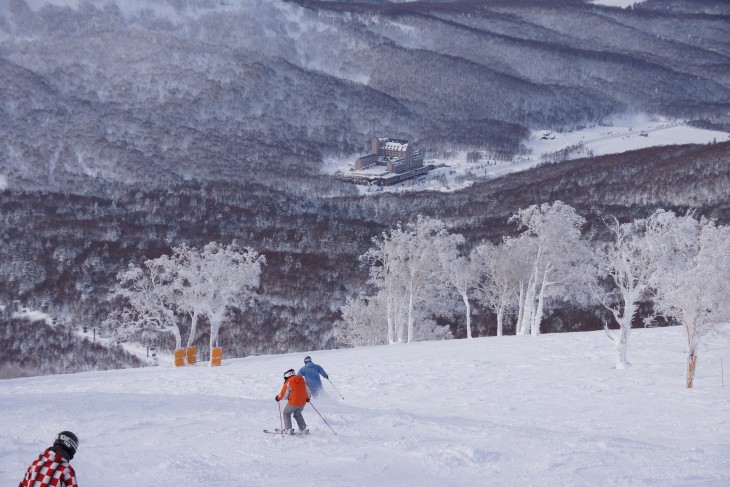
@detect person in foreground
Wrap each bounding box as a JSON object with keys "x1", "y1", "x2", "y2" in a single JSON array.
[
  {"x1": 276, "y1": 368, "x2": 312, "y2": 434},
  {"x1": 19, "y1": 431, "x2": 80, "y2": 487},
  {"x1": 298, "y1": 355, "x2": 329, "y2": 397}
]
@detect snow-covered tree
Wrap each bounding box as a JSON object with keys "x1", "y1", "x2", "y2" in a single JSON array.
[
  {"x1": 174, "y1": 242, "x2": 265, "y2": 363},
  {"x1": 652, "y1": 217, "x2": 730, "y2": 387},
  {"x1": 109, "y1": 255, "x2": 182, "y2": 349},
  {"x1": 361, "y1": 216, "x2": 454, "y2": 344},
  {"x1": 396, "y1": 216, "x2": 452, "y2": 343},
  {"x1": 434, "y1": 231, "x2": 477, "y2": 339},
  {"x1": 362, "y1": 228, "x2": 409, "y2": 344},
  {"x1": 473, "y1": 237, "x2": 533, "y2": 336},
  {"x1": 511, "y1": 202, "x2": 593, "y2": 336},
  {"x1": 333, "y1": 294, "x2": 388, "y2": 347},
  {"x1": 441, "y1": 252, "x2": 475, "y2": 338},
  {"x1": 170, "y1": 245, "x2": 212, "y2": 349},
  {"x1": 597, "y1": 211, "x2": 689, "y2": 369}
]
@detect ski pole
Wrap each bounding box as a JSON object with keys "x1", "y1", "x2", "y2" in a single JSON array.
[
  {"x1": 327, "y1": 378, "x2": 345, "y2": 400},
  {"x1": 308, "y1": 401, "x2": 337, "y2": 435},
  {"x1": 278, "y1": 400, "x2": 284, "y2": 437}
]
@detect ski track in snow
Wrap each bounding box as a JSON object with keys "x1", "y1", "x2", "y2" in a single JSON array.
[{"x1": 2, "y1": 326, "x2": 730, "y2": 486}]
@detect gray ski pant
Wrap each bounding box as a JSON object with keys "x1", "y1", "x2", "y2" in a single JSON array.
[{"x1": 283, "y1": 404, "x2": 307, "y2": 430}]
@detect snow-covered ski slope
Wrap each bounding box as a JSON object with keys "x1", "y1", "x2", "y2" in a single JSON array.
[{"x1": 2, "y1": 326, "x2": 729, "y2": 486}]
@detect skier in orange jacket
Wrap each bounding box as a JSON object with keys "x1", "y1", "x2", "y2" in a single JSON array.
[{"x1": 276, "y1": 368, "x2": 312, "y2": 434}]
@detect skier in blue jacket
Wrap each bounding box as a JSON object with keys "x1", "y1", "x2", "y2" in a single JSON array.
[{"x1": 298, "y1": 355, "x2": 328, "y2": 397}]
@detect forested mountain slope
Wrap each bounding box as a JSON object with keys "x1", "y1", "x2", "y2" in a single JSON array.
[
  {"x1": 1, "y1": 0, "x2": 729, "y2": 377},
  {"x1": 387, "y1": 141, "x2": 730, "y2": 238},
  {"x1": 1, "y1": 0, "x2": 728, "y2": 187},
  {"x1": 0, "y1": 316, "x2": 143, "y2": 379},
  {"x1": 1, "y1": 141, "x2": 728, "y2": 377}
]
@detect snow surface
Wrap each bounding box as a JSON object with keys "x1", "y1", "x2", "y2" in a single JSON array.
[
  {"x1": 2, "y1": 326, "x2": 729, "y2": 486},
  {"x1": 12, "y1": 308, "x2": 54, "y2": 326},
  {"x1": 525, "y1": 118, "x2": 727, "y2": 159}
]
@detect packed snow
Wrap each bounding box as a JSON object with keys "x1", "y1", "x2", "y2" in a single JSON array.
[
  {"x1": 3, "y1": 325, "x2": 729, "y2": 486},
  {"x1": 526, "y1": 118, "x2": 728, "y2": 159}
]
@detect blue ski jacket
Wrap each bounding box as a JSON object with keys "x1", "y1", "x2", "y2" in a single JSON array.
[{"x1": 298, "y1": 362, "x2": 328, "y2": 391}]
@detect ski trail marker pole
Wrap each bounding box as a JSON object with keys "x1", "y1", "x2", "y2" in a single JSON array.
[
  {"x1": 278, "y1": 400, "x2": 284, "y2": 437},
  {"x1": 309, "y1": 401, "x2": 337, "y2": 435},
  {"x1": 327, "y1": 378, "x2": 345, "y2": 400}
]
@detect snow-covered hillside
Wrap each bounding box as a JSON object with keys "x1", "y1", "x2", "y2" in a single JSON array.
[
  {"x1": 2, "y1": 326, "x2": 729, "y2": 486},
  {"x1": 3, "y1": 0, "x2": 730, "y2": 187}
]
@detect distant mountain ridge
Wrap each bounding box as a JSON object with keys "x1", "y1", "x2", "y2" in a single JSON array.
[{"x1": 1, "y1": 0, "x2": 728, "y2": 187}]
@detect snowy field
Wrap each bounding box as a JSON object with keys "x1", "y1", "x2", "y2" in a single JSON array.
[
  {"x1": 2, "y1": 325, "x2": 729, "y2": 486},
  {"x1": 325, "y1": 117, "x2": 730, "y2": 195}
]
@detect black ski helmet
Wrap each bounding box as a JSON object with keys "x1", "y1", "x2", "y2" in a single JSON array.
[
  {"x1": 53, "y1": 431, "x2": 79, "y2": 458},
  {"x1": 304, "y1": 356, "x2": 312, "y2": 364},
  {"x1": 283, "y1": 369, "x2": 295, "y2": 380}
]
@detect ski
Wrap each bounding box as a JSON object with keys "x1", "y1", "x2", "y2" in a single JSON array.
[
  {"x1": 264, "y1": 428, "x2": 292, "y2": 435},
  {"x1": 263, "y1": 429, "x2": 309, "y2": 435}
]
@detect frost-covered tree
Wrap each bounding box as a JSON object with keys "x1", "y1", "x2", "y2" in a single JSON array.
[
  {"x1": 362, "y1": 229, "x2": 409, "y2": 344},
  {"x1": 109, "y1": 255, "x2": 182, "y2": 349},
  {"x1": 652, "y1": 217, "x2": 730, "y2": 388},
  {"x1": 112, "y1": 242, "x2": 265, "y2": 362},
  {"x1": 361, "y1": 216, "x2": 453, "y2": 344},
  {"x1": 397, "y1": 216, "x2": 452, "y2": 343},
  {"x1": 597, "y1": 211, "x2": 688, "y2": 369},
  {"x1": 170, "y1": 245, "x2": 212, "y2": 349},
  {"x1": 473, "y1": 237, "x2": 533, "y2": 336},
  {"x1": 174, "y1": 242, "x2": 265, "y2": 363},
  {"x1": 204, "y1": 243, "x2": 264, "y2": 356},
  {"x1": 511, "y1": 202, "x2": 592, "y2": 336},
  {"x1": 434, "y1": 230, "x2": 478, "y2": 339},
  {"x1": 333, "y1": 294, "x2": 388, "y2": 348}
]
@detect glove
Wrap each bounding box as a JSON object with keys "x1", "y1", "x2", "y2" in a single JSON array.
[{"x1": 275, "y1": 396, "x2": 280, "y2": 402}]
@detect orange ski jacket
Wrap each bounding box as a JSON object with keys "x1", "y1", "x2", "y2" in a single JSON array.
[{"x1": 277, "y1": 375, "x2": 312, "y2": 407}]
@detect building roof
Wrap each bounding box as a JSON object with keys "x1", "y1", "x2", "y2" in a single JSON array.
[
  {"x1": 384, "y1": 141, "x2": 409, "y2": 151},
  {"x1": 377, "y1": 137, "x2": 411, "y2": 152}
]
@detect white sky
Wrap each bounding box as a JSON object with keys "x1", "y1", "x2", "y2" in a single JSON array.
[{"x1": 2, "y1": 325, "x2": 729, "y2": 486}]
